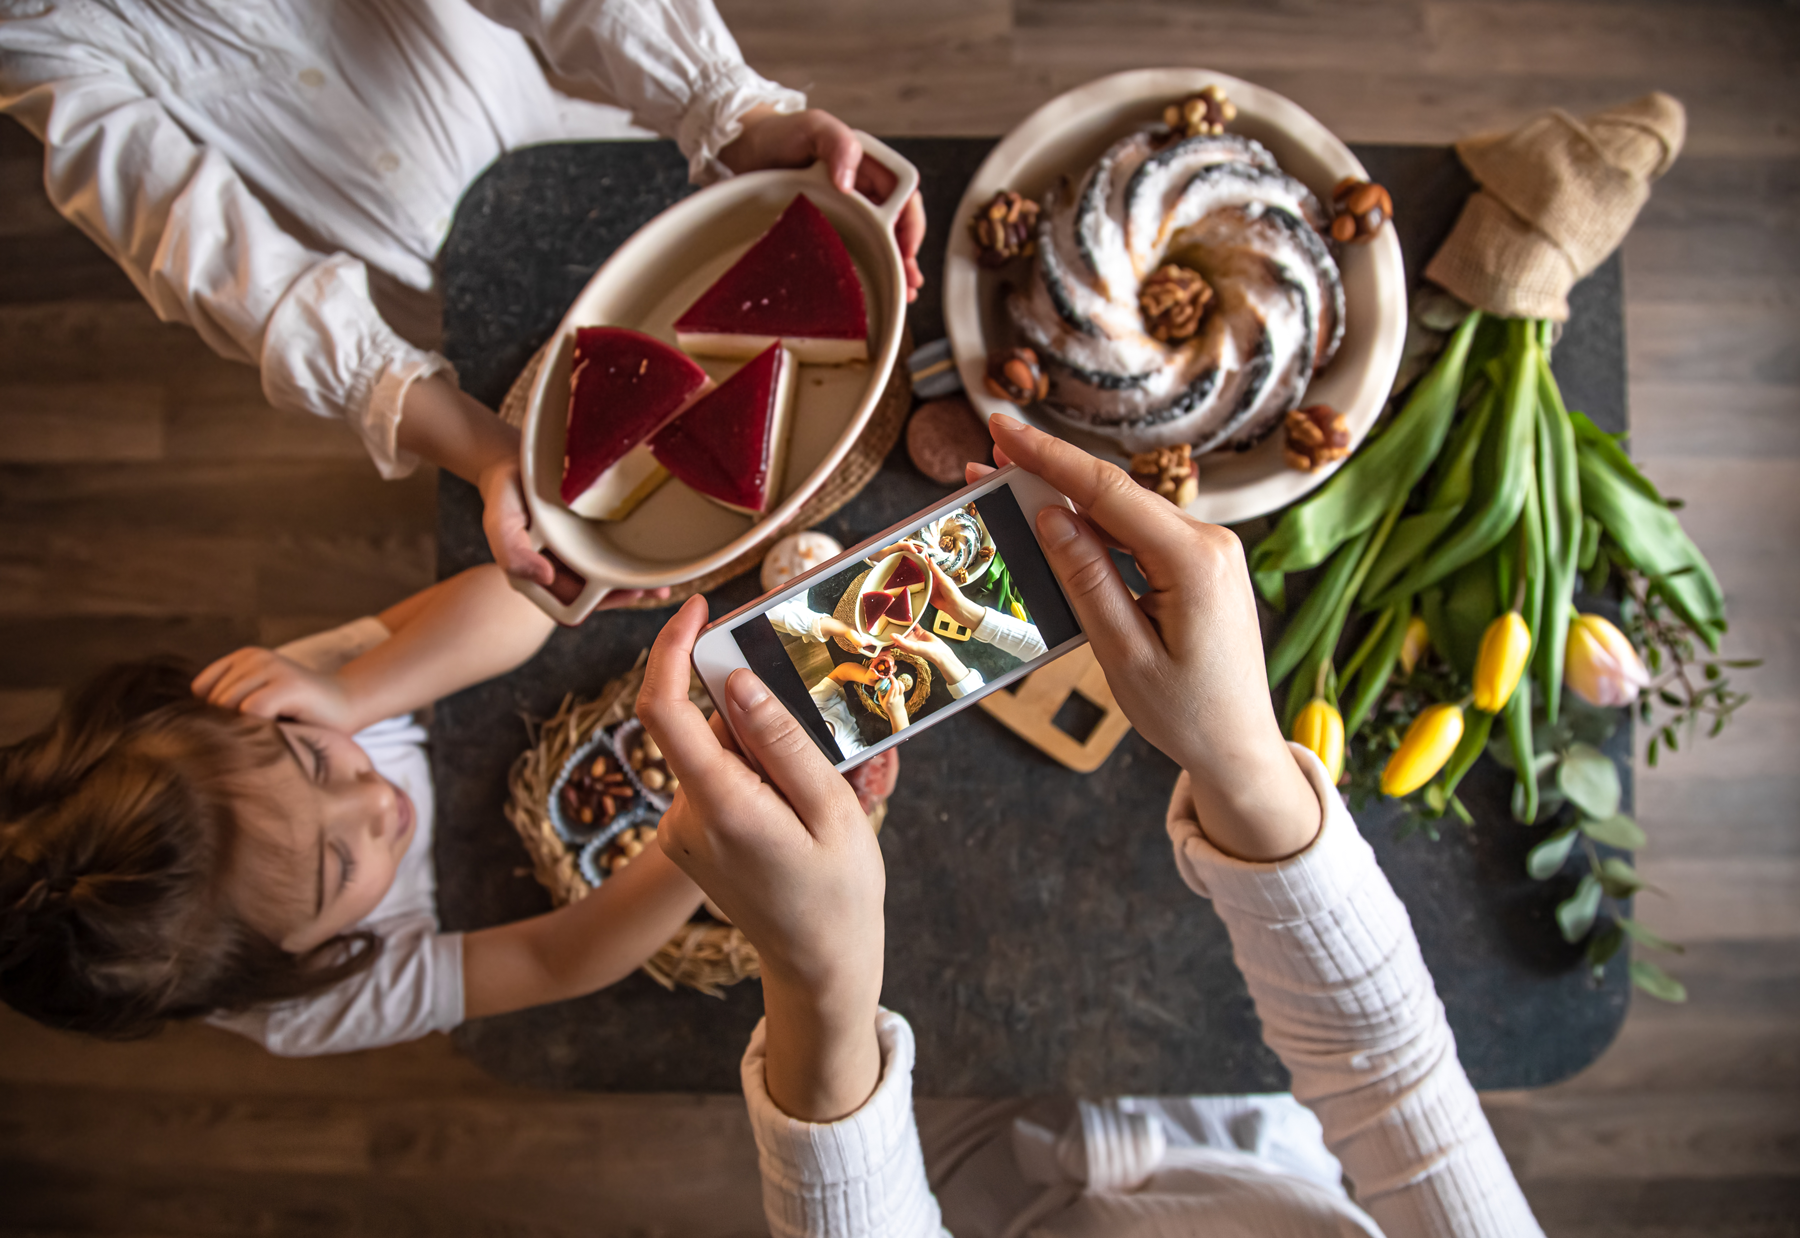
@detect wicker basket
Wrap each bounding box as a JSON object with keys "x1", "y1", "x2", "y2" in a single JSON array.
[{"x1": 504, "y1": 653, "x2": 886, "y2": 998}]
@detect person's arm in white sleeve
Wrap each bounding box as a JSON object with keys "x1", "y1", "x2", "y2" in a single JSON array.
[
  {"x1": 465, "y1": 0, "x2": 927, "y2": 298},
  {"x1": 743, "y1": 1010, "x2": 947, "y2": 1238},
  {"x1": 769, "y1": 597, "x2": 833, "y2": 644},
  {"x1": 0, "y1": 39, "x2": 570, "y2": 588},
  {"x1": 975, "y1": 414, "x2": 1543, "y2": 1238},
  {"x1": 972, "y1": 608, "x2": 1048, "y2": 661},
  {"x1": 465, "y1": 0, "x2": 804, "y2": 183},
  {"x1": 1168, "y1": 747, "x2": 1544, "y2": 1238},
  {"x1": 0, "y1": 43, "x2": 456, "y2": 479}
]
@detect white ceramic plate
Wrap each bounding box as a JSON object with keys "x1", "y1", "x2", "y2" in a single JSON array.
[
  {"x1": 944, "y1": 69, "x2": 1407, "y2": 525},
  {"x1": 855, "y1": 550, "x2": 931, "y2": 646},
  {"x1": 517, "y1": 134, "x2": 919, "y2": 623}
]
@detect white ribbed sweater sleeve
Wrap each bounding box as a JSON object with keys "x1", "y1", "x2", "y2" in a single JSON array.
[
  {"x1": 1166, "y1": 744, "x2": 1544, "y2": 1238},
  {"x1": 742, "y1": 1011, "x2": 948, "y2": 1238},
  {"x1": 741, "y1": 744, "x2": 1542, "y2": 1238}
]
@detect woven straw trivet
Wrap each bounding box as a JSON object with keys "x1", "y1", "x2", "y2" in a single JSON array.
[
  {"x1": 498, "y1": 327, "x2": 914, "y2": 607},
  {"x1": 505, "y1": 653, "x2": 887, "y2": 997}
]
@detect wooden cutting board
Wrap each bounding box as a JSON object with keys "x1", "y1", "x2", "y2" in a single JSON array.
[{"x1": 978, "y1": 643, "x2": 1132, "y2": 773}]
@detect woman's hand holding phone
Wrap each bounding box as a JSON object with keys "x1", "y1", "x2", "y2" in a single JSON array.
[
  {"x1": 980, "y1": 415, "x2": 1323, "y2": 863},
  {"x1": 638, "y1": 596, "x2": 885, "y2": 1122}
]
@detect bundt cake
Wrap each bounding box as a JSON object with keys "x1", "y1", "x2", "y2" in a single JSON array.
[{"x1": 1006, "y1": 129, "x2": 1345, "y2": 455}]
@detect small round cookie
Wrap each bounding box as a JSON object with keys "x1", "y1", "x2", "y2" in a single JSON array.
[
  {"x1": 760, "y1": 530, "x2": 844, "y2": 592},
  {"x1": 907, "y1": 396, "x2": 993, "y2": 486}
]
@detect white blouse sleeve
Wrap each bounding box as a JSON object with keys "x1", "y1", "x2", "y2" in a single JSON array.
[
  {"x1": 972, "y1": 608, "x2": 1049, "y2": 662},
  {"x1": 466, "y1": 0, "x2": 807, "y2": 184},
  {"x1": 1166, "y1": 745, "x2": 1545, "y2": 1238},
  {"x1": 769, "y1": 597, "x2": 831, "y2": 644},
  {"x1": 0, "y1": 38, "x2": 453, "y2": 479},
  {"x1": 742, "y1": 1010, "x2": 948, "y2": 1238}
]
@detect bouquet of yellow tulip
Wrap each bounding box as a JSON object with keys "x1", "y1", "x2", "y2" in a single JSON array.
[{"x1": 1252, "y1": 308, "x2": 1755, "y2": 1002}]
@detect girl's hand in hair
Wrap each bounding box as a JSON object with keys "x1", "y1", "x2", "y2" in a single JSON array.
[
  {"x1": 191, "y1": 648, "x2": 352, "y2": 731},
  {"x1": 637, "y1": 595, "x2": 885, "y2": 1123}
]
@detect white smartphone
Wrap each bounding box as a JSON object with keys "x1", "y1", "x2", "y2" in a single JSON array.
[{"x1": 693, "y1": 465, "x2": 1088, "y2": 771}]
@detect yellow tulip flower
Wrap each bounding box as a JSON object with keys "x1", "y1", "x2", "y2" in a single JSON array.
[
  {"x1": 1398, "y1": 615, "x2": 1430, "y2": 676},
  {"x1": 1472, "y1": 611, "x2": 1532, "y2": 713},
  {"x1": 1565, "y1": 612, "x2": 1651, "y2": 707},
  {"x1": 1292, "y1": 697, "x2": 1345, "y2": 782},
  {"x1": 1381, "y1": 703, "x2": 1465, "y2": 798}
]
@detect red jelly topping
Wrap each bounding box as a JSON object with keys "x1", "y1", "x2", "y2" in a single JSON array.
[
  {"x1": 860, "y1": 592, "x2": 892, "y2": 630},
  {"x1": 651, "y1": 343, "x2": 789, "y2": 514},
  {"x1": 674, "y1": 195, "x2": 868, "y2": 342},
  {"x1": 560, "y1": 327, "x2": 708, "y2": 506},
  {"x1": 886, "y1": 557, "x2": 927, "y2": 590},
  {"x1": 885, "y1": 587, "x2": 914, "y2": 625}
]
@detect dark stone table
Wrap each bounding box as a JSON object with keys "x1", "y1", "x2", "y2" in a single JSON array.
[{"x1": 432, "y1": 138, "x2": 1629, "y2": 1095}]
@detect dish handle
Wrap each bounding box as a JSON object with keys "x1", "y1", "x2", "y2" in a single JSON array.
[
  {"x1": 508, "y1": 524, "x2": 615, "y2": 625},
  {"x1": 851, "y1": 131, "x2": 921, "y2": 232}
]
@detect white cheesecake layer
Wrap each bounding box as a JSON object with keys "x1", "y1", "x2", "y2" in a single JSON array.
[
  {"x1": 676, "y1": 331, "x2": 867, "y2": 365},
  {"x1": 567, "y1": 443, "x2": 669, "y2": 521}
]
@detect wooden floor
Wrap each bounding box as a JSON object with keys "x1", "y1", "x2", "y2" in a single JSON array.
[{"x1": 2, "y1": 1, "x2": 1797, "y2": 1233}]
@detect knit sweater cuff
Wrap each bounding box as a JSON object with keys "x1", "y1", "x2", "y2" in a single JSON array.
[
  {"x1": 742, "y1": 1010, "x2": 943, "y2": 1237},
  {"x1": 1166, "y1": 743, "x2": 1381, "y2": 922}
]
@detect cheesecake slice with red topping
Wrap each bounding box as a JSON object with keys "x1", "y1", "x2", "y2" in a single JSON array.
[
  {"x1": 674, "y1": 195, "x2": 869, "y2": 364},
  {"x1": 560, "y1": 327, "x2": 710, "y2": 520},
  {"x1": 886, "y1": 556, "x2": 927, "y2": 590},
  {"x1": 650, "y1": 343, "x2": 796, "y2": 516}
]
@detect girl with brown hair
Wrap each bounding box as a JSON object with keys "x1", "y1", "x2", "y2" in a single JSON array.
[{"x1": 0, "y1": 566, "x2": 702, "y2": 1054}]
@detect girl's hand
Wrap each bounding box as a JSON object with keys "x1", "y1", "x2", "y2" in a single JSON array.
[
  {"x1": 638, "y1": 596, "x2": 884, "y2": 1121},
  {"x1": 477, "y1": 458, "x2": 669, "y2": 614},
  {"x1": 879, "y1": 677, "x2": 910, "y2": 731},
  {"x1": 477, "y1": 457, "x2": 555, "y2": 588},
  {"x1": 889, "y1": 625, "x2": 967, "y2": 683},
  {"x1": 820, "y1": 616, "x2": 881, "y2": 656},
  {"x1": 983, "y1": 415, "x2": 1322, "y2": 862},
  {"x1": 720, "y1": 106, "x2": 926, "y2": 302},
  {"x1": 191, "y1": 648, "x2": 353, "y2": 730}
]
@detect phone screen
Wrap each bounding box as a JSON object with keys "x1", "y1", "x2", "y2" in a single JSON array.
[{"x1": 731, "y1": 482, "x2": 1082, "y2": 764}]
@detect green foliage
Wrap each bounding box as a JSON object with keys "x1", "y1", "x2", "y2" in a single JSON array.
[
  {"x1": 1254, "y1": 314, "x2": 1747, "y2": 1007},
  {"x1": 1556, "y1": 743, "x2": 1621, "y2": 819}
]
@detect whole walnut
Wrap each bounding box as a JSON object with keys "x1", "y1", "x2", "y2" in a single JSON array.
[
  {"x1": 1139, "y1": 264, "x2": 1214, "y2": 342},
  {"x1": 1129, "y1": 444, "x2": 1200, "y2": 508},
  {"x1": 1283, "y1": 405, "x2": 1352, "y2": 472}
]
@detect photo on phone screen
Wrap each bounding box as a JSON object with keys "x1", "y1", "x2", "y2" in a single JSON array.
[{"x1": 728, "y1": 479, "x2": 1083, "y2": 765}]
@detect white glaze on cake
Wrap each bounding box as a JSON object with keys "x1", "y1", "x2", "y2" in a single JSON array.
[{"x1": 1007, "y1": 129, "x2": 1345, "y2": 454}]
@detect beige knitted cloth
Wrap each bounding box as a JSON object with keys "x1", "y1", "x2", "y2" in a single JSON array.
[{"x1": 1425, "y1": 92, "x2": 1685, "y2": 321}]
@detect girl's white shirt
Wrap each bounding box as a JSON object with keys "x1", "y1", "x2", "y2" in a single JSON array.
[
  {"x1": 206, "y1": 617, "x2": 465, "y2": 1056},
  {"x1": 0, "y1": 0, "x2": 804, "y2": 476}
]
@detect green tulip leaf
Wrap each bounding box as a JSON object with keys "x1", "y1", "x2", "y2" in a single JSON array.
[
  {"x1": 1629, "y1": 959, "x2": 1688, "y2": 1002},
  {"x1": 1618, "y1": 916, "x2": 1684, "y2": 954},
  {"x1": 1556, "y1": 742, "x2": 1621, "y2": 819},
  {"x1": 1580, "y1": 813, "x2": 1646, "y2": 849},
  {"x1": 1556, "y1": 873, "x2": 1603, "y2": 943},
  {"x1": 1526, "y1": 825, "x2": 1579, "y2": 880}
]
